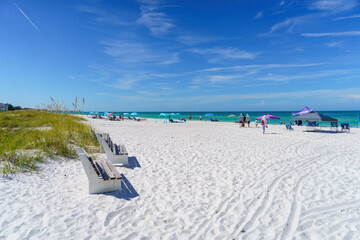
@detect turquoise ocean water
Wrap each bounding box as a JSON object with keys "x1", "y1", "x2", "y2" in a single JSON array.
[{"x1": 83, "y1": 111, "x2": 360, "y2": 127}]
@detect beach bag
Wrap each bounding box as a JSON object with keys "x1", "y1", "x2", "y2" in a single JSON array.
[{"x1": 261, "y1": 120, "x2": 264, "y2": 125}]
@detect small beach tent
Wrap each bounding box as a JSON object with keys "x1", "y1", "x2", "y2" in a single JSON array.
[
  {"x1": 256, "y1": 114, "x2": 280, "y2": 120},
  {"x1": 292, "y1": 106, "x2": 313, "y2": 115},
  {"x1": 290, "y1": 111, "x2": 338, "y2": 123},
  {"x1": 156, "y1": 113, "x2": 183, "y2": 123},
  {"x1": 156, "y1": 113, "x2": 171, "y2": 123},
  {"x1": 171, "y1": 113, "x2": 181, "y2": 118}
]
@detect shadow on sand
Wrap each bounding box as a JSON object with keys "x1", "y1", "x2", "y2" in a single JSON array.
[
  {"x1": 113, "y1": 156, "x2": 141, "y2": 169},
  {"x1": 104, "y1": 174, "x2": 139, "y2": 200},
  {"x1": 304, "y1": 129, "x2": 348, "y2": 134},
  {"x1": 127, "y1": 156, "x2": 141, "y2": 169}
]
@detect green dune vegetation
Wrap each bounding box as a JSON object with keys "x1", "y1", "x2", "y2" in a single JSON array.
[{"x1": 0, "y1": 110, "x2": 99, "y2": 175}]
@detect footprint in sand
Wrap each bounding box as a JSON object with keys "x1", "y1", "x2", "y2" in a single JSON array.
[{"x1": 104, "y1": 210, "x2": 122, "y2": 227}]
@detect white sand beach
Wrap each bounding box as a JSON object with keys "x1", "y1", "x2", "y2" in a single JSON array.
[{"x1": 1, "y1": 119, "x2": 360, "y2": 239}]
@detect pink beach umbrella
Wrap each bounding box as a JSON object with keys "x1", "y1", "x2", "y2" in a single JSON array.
[
  {"x1": 107, "y1": 112, "x2": 114, "y2": 117},
  {"x1": 256, "y1": 114, "x2": 280, "y2": 120}
]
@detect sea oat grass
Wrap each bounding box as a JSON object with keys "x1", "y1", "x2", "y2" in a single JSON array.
[{"x1": 0, "y1": 110, "x2": 99, "y2": 175}]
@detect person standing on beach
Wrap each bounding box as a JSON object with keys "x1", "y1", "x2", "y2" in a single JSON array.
[
  {"x1": 189, "y1": 114, "x2": 192, "y2": 120},
  {"x1": 200, "y1": 115, "x2": 202, "y2": 121},
  {"x1": 255, "y1": 119, "x2": 258, "y2": 127},
  {"x1": 246, "y1": 114, "x2": 250, "y2": 127},
  {"x1": 261, "y1": 116, "x2": 267, "y2": 134},
  {"x1": 239, "y1": 114, "x2": 243, "y2": 127}
]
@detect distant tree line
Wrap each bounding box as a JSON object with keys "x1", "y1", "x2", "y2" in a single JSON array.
[
  {"x1": 6, "y1": 104, "x2": 29, "y2": 111},
  {"x1": 7, "y1": 104, "x2": 22, "y2": 111}
]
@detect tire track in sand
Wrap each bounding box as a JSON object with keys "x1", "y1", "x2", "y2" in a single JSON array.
[
  {"x1": 280, "y1": 175, "x2": 307, "y2": 240},
  {"x1": 232, "y1": 149, "x2": 337, "y2": 239},
  {"x1": 192, "y1": 139, "x2": 311, "y2": 238}
]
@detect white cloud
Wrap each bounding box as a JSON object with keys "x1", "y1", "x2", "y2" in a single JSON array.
[
  {"x1": 269, "y1": 16, "x2": 310, "y2": 33},
  {"x1": 208, "y1": 75, "x2": 242, "y2": 84},
  {"x1": 114, "y1": 88, "x2": 360, "y2": 106},
  {"x1": 150, "y1": 73, "x2": 182, "y2": 78},
  {"x1": 183, "y1": 88, "x2": 360, "y2": 103},
  {"x1": 267, "y1": 0, "x2": 357, "y2": 34},
  {"x1": 101, "y1": 40, "x2": 180, "y2": 64},
  {"x1": 160, "y1": 87, "x2": 171, "y2": 90},
  {"x1": 177, "y1": 35, "x2": 217, "y2": 45},
  {"x1": 347, "y1": 94, "x2": 360, "y2": 99},
  {"x1": 310, "y1": 0, "x2": 357, "y2": 13},
  {"x1": 189, "y1": 69, "x2": 355, "y2": 90},
  {"x1": 177, "y1": 36, "x2": 213, "y2": 45},
  {"x1": 77, "y1": 5, "x2": 128, "y2": 25},
  {"x1": 270, "y1": 18, "x2": 293, "y2": 32},
  {"x1": 301, "y1": 31, "x2": 360, "y2": 37},
  {"x1": 325, "y1": 40, "x2": 345, "y2": 47},
  {"x1": 106, "y1": 76, "x2": 142, "y2": 90},
  {"x1": 176, "y1": 35, "x2": 242, "y2": 46},
  {"x1": 258, "y1": 69, "x2": 354, "y2": 82},
  {"x1": 102, "y1": 41, "x2": 148, "y2": 60},
  {"x1": 137, "y1": 90, "x2": 159, "y2": 96},
  {"x1": 254, "y1": 11, "x2": 264, "y2": 19},
  {"x1": 137, "y1": 0, "x2": 174, "y2": 35},
  {"x1": 334, "y1": 14, "x2": 360, "y2": 20},
  {"x1": 187, "y1": 47, "x2": 259, "y2": 63},
  {"x1": 189, "y1": 72, "x2": 257, "y2": 87},
  {"x1": 160, "y1": 52, "x2": 180, "y2": 65},
  {"x1": 199, "y1": 63, "x2": 325, "y2": 73}
]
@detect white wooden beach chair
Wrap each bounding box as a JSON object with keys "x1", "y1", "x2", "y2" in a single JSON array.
[
  {"x1": 99, "y1": 133, "x2": 129, "y2": 165},
  {"x1": 75, "y1": 147, "x2": 122, "y2": 194},
  {"x1": 94, "y1": 132, "x2": 104, "y2": 153}
]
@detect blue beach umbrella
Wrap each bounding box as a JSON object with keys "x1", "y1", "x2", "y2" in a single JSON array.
[
  {"x1": 123, "y1": 113, "x2": 129, "y2": 116},
  {"x1": 131, "y1": 112, "x2": 139, "y2": 116},
  {"x1": 205, "y1": 113, "x2": 214, "y2": 117},
  {"x1": 104, "y1": 112, "x2": 110, "y2": 116}
]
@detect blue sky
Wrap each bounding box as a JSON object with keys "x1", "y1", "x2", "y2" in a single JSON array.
[{"x1": 1, "y1": 0, "x2": 360, "y2": 111}]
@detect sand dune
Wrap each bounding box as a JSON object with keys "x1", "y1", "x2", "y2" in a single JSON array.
[{"x1": 1, "y1": 119, "x2": 360, "y2": 239}]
